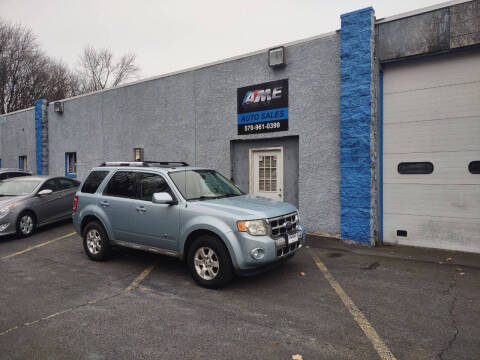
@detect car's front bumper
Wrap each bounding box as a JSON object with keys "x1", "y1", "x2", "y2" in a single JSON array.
[
  {"x1": 230, "y1": 224, "x2": 306, "y2": 276},
  {"x1": 0, "y1": 215, "x2": 16, "y2": 237}
]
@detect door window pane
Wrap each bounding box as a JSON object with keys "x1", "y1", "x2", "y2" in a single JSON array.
[
  {"x1": 258, "y1": 154, "x2": 278, "y2": 192},
  {"x1": 398, "y1": 162, "x2": 434, "y2": 174},
  {"x1": 40, "y1": 179, "x2": 59, "y2": 192},
  {"x1": 139, "y1": 173, "x2": 171, "y2": 201},
  {"x1": 104, "y1": 171, "x2": 137, "y2": 198},
  {"x1": 469, "y1": 161, "x2": 480, "y2": 174}
]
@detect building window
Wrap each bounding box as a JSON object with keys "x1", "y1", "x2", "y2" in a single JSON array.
[
  {"x1": 398, "y1": 162, "x2": 433, "y2": 175},
  {"x1": 18, "y1": 156, "x2": 27, "y2": 170},
  {"x1": 469, "y1": 161, "x2": 480, "y2": 174},
  {"x1": 134, "y1": 147, "x2": 144, "y2": 161},
  {"x1": 65, "y1": 152, "x2": 77, "y2": 178}
]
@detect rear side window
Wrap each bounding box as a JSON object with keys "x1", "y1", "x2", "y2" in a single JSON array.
[
  {"x1": 104, "y1": 171, "x2": 137, "y2": 199},
  {"x1": 58, "y1": 178, "x2": 80, "y2": 190},
  {"x1": 398, "y1": 162, "x2": 434, "y2": 174},
  {"x1": 81, "y1": 171, "x2": 109, "y2": 194}
]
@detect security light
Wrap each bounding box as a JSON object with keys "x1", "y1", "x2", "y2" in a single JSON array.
[
  {"x1": 54, "y1": 101, "x2": 63, "y2": 114},
  {"x1": 268, "y1": 46, "x2": 285, "y2": 68}
]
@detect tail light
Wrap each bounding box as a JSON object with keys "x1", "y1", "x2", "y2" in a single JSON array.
[{"x1": 73, "y1": 196, "x2": 79, "y2": 212}]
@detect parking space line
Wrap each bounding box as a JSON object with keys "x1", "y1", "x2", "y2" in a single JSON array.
[
  {"x1": 0, "y1": 232, "x2": 76, "y2": 260},
  {"x1": 124, "y1": 261, "x2": 158, "y2": 293},
  {"x1": 309, "y1": 250, "x2": 397, "y2": 360}
]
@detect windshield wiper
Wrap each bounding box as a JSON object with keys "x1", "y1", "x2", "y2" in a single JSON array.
[
  {"x1": 0, "y1": 194, "x2": 17, "y2": 197},
  {"x1": 215, "y1": 194, "x2": 241, "y2": 199},
  {"x1": 188, "y1": 196, "x2": 217, "y2": 201}
]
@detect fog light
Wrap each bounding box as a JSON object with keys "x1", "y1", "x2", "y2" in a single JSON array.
[
  {"x1": 0, "y1": 223, "x2": 10, "y2": 232},
  {"x1": 250, "y1": 248, "x2": 265, "y2": 260}
]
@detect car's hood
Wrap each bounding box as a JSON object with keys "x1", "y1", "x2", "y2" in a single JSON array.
[
  {"x1": 0, "y1": 195, "x2": 26, "y2": 207},
  {"x1": 191, "y1": 195, "x2": 297, "y2": 219}
]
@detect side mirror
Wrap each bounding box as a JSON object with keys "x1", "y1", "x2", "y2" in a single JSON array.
[
  {"x1": 152, "y1": 192, "x2": 176, "y2": 205},
  {"x1": 38, "y1": 189, "x2": 53, "y2": 196}
]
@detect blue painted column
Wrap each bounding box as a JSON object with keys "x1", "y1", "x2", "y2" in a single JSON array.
[
  {"x1": 340, "y1": 8, "x2": 375, "y2": 244},
  {"x1": 35, "y1": 99, "x2": 48, "y2": 175}
]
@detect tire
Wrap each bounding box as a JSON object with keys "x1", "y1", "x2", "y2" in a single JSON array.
[
  {"x1": 83, "y1": 221, "x2": 111, "y2": 261},
  {"x1": 187, "y1": 234, "x2": 234, "y2": 289},
  {"x1": 16, "y1": 211, "x2": 36, "y2": 237}
]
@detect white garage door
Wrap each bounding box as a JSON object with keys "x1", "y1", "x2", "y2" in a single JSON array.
[{"x1": 383, "y1": 49, "x2": 480, "y2": 253}]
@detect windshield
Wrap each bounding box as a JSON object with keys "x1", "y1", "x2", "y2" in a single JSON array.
[
  {"x1": 0, "y1": 180, "x2": 41, "y2": 196},
  {"x1": 169, "y1": 170, "x2": 244, "y2": 201}
]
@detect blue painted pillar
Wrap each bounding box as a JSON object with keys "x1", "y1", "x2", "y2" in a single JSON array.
[
  {"x1": 340, "y1": 8, "x2": 375, "y2": 244},
  {"x1": 35, "y1": 99, "x2": 48, "y2": 175}
]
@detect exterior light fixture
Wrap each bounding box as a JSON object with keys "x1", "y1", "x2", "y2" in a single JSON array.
[
  {"x1": 268, "y1": 46, "x2": 286, "y2": 68},
  {"x1": 54, "y1": 101, "x2": 64, "y2": 114}
]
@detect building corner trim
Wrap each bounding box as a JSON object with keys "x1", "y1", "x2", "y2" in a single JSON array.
[
  {"x1": 339, "y1": 7, "x2": 376, "y2": 245},
  {"x1": 34, "y1": 99, "x2": 48, "y2": 175}
]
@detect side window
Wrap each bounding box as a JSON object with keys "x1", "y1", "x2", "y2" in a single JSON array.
[
  {"x1": 398, "y1": 162, "x2": 434, "y2": 175},
  {"x1": 139, "y1": 173, "x2": 171, "y2": 201},
  {"x1": 81, "y1": 171, "x2": 109, "y2": 194},
  {"x1": 40, "y1": 179, "x2": 59, "y2": 192},
  {"x1": 104, "y1": 171, "x2": 137, "y2": 199},
  {"x1": 0, "y1": 174, "x2": 6, "y2": 180},
  {"x1": 58, "y1": 178, "x2": 80, "y2": 190}
]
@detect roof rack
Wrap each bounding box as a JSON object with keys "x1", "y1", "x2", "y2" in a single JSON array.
[{"x1": 98, "y1": 161, "x2": 189, "y2": 168}]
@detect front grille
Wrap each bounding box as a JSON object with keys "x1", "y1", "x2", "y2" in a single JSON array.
[{"x1": 269, "y1": 212, "x2": 298, "y2": 239}]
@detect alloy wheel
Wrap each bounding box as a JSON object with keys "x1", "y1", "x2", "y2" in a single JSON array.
[
  {"x1": 86, "y1": 229, "x2": 102, "y2": 255},
  {"x1": 194, "y1": 247, "x2": 220, "y2": 280},
  {"x1": 19, "y1": 215, "x2": 34, "y2": 235}
]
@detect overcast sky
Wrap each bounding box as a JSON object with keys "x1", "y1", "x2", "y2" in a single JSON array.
[{"x1": 1, "y1": 0, "x2": 443, "y2": 79}]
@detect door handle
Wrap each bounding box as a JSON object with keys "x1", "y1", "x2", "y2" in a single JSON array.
[
  {"x1": 100, "y1": 201, "x2": 109, "y2": 207},
  {"x1": 136, "y1": 206, "x2": 147, "y2": 213}
]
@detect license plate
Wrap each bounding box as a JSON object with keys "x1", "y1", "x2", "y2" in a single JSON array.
[{"x1": 287, "y1": 233, "x2": 298, "y2": 245}]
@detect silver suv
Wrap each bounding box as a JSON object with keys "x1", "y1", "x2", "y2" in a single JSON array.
[{"x1": 73, "y1": 161, "x2": 305, "y2": 288}]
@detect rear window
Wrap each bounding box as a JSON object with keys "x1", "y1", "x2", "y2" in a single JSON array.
[{"x1": 81, "y1": 171, "x2": 109, "y2": 194}]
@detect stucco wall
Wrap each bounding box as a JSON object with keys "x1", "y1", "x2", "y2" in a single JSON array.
[
  {"x1": 0, "y1": 108, "x2": 36, "y2": 172},
  {"x1": 1, "y1": 33, "x2": 341, "y2": 234}
]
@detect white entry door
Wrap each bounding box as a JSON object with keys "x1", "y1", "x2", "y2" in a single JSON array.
[{"x1": 250, "y1": 148, "x2": 283, "y2": 201}]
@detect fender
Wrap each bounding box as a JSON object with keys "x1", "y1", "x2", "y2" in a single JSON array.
[
  {"x1": 179, "y1": 215, "x2": 243, "y2": 269},
  {"x1": 78, "y1": 204, "x2": 115, "y2": 241}
]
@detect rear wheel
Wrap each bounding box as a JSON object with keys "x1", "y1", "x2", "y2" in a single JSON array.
[
  {"x1": 16, "y1": 211, "x2": 36, "y2": 237},
  {"x1": 83, "y1": 221, "x2": 111, "y2": 261},
  {"x1": 187, "y1": 235, "x2": 233, "y2": 289}
]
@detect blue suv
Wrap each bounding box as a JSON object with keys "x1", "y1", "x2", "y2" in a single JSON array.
[{"x1": 73, "y1": 161, "x2": 305, "y2": 288}]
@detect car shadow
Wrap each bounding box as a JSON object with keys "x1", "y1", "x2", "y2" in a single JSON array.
[{"x1": 0, "y1": 218, "x2": 74, "y2": 244}]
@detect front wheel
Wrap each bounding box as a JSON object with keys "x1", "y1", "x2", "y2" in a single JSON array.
[
  {"x1": 187, "y1": 235, "x2": 234, "y2": 289},
  {"x1": 16, "y1": 211, "x2": 36, "y2": 237}
]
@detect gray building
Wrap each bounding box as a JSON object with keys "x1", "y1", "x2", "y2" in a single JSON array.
[{"x1": 1, "y1": 0, "x2": 479, "y2": 253}]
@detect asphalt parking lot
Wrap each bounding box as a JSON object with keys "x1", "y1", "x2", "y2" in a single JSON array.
[{"x1": 1, "y1": 221, "x2": 479, "y2": 360}]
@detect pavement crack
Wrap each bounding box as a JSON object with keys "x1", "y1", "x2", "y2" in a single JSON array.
[{"x1": 437, "y1": 272, "x2": 460, "y2": 360}]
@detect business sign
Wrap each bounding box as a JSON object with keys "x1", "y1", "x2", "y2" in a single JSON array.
[{"x1": 237, "y1": 79, "x2": 288, "y2": 135}]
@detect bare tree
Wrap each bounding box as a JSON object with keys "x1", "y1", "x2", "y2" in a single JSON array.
[
  {"x1": 76, "y1": 46, "x2": 139, "y2": 92},
  {"x1": 0, "y1": 20, "x2": 79, "y2": 114}
]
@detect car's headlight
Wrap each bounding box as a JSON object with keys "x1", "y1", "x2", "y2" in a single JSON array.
[
  {"x1": 237, "y1": 219, "x2": 269, "y2": 236},
  {"x1": 0, "y1": 203, "x2": 14, "y2": 219}
]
